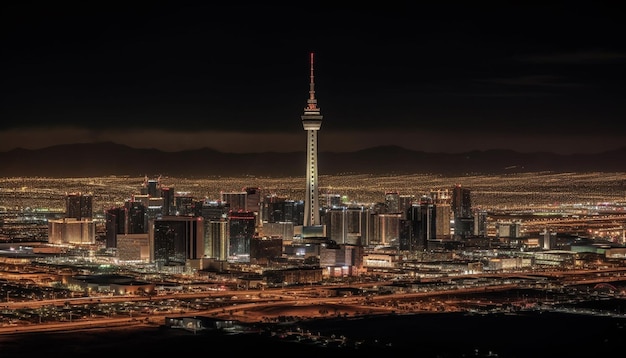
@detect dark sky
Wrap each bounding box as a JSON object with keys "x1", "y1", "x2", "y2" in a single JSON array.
[{"x1": 1, "y1": 3, "x2": 624, "y2": 154}]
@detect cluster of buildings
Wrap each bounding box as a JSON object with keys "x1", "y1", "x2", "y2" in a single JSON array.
[
  {"x1": 26, "y1": 52, "x2": 626, "y2": 287},
  {"x1": 45, "y1": 181, "x2": 478, "y2": 276},
  {"x1": 44, "y1": 177, "x2": 618, "y2": 285}
]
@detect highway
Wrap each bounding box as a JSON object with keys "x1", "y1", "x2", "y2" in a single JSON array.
[{"x1": 3, "y1": 267, "x2": 626, "y2": 335}]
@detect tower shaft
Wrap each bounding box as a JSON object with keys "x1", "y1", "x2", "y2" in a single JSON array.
[{"x1": 301, "y1": 52, "x2": 323, "y2": 227}]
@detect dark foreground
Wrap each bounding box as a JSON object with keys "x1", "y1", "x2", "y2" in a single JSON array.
[{"x1": 1, "y1": 311, "x2": 624, "y2": 358}]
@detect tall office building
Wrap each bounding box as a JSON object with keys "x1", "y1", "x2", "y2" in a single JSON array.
[
  {"x1": 325, "y1": 207, "x2": 347, "y2": 244},
  {"x1": 406, "y1": 199, "x2": 436, "y2": 251},
  {"x1": 432, "y1": 189, "x2": 452, "y2": 240},
  {"x1": 160, "y1": 186, "x2": 174, "y2": 216},
  {"x1": 244, "y1": 186, "x2": 262, "y2": 229},
  {"x1": 434, "y1": 203, "x2": 452, "y2": 240},
  {"x1": 201, "y1": 200, "x2": 229, "y2": 221},
  {"x1": 65, "y1": 192, "x2": 93, "y2": 220},
  {"x1": 105, "y1": 207, "x2": 122, "y2": 248},
  {"x1": 104, "y1": 199, "x2": 147, "y2": 249},
  {"x1": 452, "y1": 184, "x2": 472, "y2": 218},
  {"x1": 141, "y1": 176, "x2": 161, "y2": 197},
  {"x1": 174, "y1": 192, "x2": 195, "y2": 216},
  {"x1": 346, "y1": 205, "x2": 370, "y2": 246},
  {"x1": 56, "y1": 192, "x2": 95, "y2": 245},
  {"x1": 227, "y1": 210, "x2": 256, "y2": 261},
  {"x1": 124, "y1": 200, "x2": 147, "y2": 234},
  {"x1": 473, "y1": 209, "x2": 488, "y2": 237},
  {"x1": 301, "y1": 52, "x2": 323, "y2": 228},
  {"x1": 398, "y1": 194, "x2": 415, "y2": 219},
  {"x1": 221, "y1": 191, "x2": 247, "y2": 212},
  {"x1": 151, "y1": 216, "x2": 204, "y2": 267},
  {"x1": 374, "y1": 213, "x2": 402, "y2": 248},
  {"x1": 452, "y1": 184, "x2": 473, "y2": 239},
  {"x1": 261, "y1": 194, "x2": 286, "y2": 223},
  {"x1": 205, "y1": 217, "x2": 229, "y2": 260},
  {"x1": 244, "y1": 187, "x2": 261, "y2": 214},
  {"x1": 323, "y1": 205, "x2": 369, "y2": 246}
]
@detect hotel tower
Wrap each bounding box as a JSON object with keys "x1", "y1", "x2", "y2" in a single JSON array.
[{"x1": 301, "y1": 52, "x2": 323, "y2": 228}]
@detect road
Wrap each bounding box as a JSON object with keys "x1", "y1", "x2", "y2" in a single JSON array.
[{"x1": 2, "y1": 267, "x2": 626, "y2": 335}]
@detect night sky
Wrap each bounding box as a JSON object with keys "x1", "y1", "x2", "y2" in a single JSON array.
[{"x1": 1, "y1": 3, "x2": 624, "y2": 154}]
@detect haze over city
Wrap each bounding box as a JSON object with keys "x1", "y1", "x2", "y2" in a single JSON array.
[{"x1": 1, "y1": 3, "x2": 625, "y2": 155}]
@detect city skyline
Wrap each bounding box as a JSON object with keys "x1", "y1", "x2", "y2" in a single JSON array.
[{"x1": 1, "y1": 3, "x2": 625, "y2": 155}]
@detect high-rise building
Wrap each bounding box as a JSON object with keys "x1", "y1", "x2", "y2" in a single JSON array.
[
  {"x1": 325, "y1": 207, "x2": 347, "y2": 244},
  {"x1": 244, "y1": 187, "x2": 261, "y2": 214},
  {"x1": 406, "y1": 199, "x2": 436, "y2": 251},
  {"x1": 320, "y1": 193, "x2": 342, "y2": 209},
  {"x1": 452, "y1": 184, "x2": 473, "y2": 239},
  {"x1": 151, "y1": 216, "x2": 204, "y2": 267},
  {"x1": 261, "y1": 194, "x2": 286, "y2": 223},
  {"x1": 205, "y1": 217, "x2": 228, "y2": 260},
  {"x1": 221, "y1": 191, "x2": 247, "y2": 212},
  {"x1": 250, "y1": 236, "x2": 283, "y2": 265},
  {"x1": 104, "y1": 198, "x2": 148, "y2": 248},
  {"x1": 48, "y1": 218, "x2": 96, "y2": 245},
  {"x1": 65, "y1": 192, "x2": 93, "y2": 220},
  {"x1": 434, "y1": 203, "x2": 452, "y2": 240},
  {"x1": 399, "y1": 218, "x2": 414, "y2": 252},
  {"x1": 160, "y1": 186, "x2": 174, "y2": 216},
  {"x1": 262, "y1": 196, "x2": 300, "y2": 224},
  {"x1": 320, "y1": 243, "x2": 364, "y2": 276},
  {"x1": 260, "y1": 221, "x2": 295, "y2": 241},
  {"x1": 385, "y1": 192, "x2": 400, "y2": 213},
  {"x1": 116, "y1": 233, "x2": 150, "y2": 262},
  {"x1": 346, "y1": 205, "x2": 370, "y2": 246},
  {"x1": 473, "y1": 209, "x2": 488, "y2": 237},
  {"x1": 398, "y1": 194, "x2": 415, "y2": 219},
  {"x1": 105, "y1": 206, "x2": 123, "y2": 248},
  {"x1": 124, "y1": 200, "x2": 147, "y2": 234},
  {"x1": 174, "y1": 192, "x2": 195, "y2": 216},
  {"x1": 201, "y1": 200, "x2": 229, "y2": 221},
  {"x1": 452, "y1": 184, "x2": 472, "y2": 218},
  {"x1": 146, "y1": 197, "x2": 165, "y2": 221},
  {"x1": 227, "y1": 210, "x2": 256, "y2": 261},
  {"x1": 324, "y1": 205, "x2": 369, "y2": 246},
  {"x1": 431, "y1": 189, "x2": 451, "y2": 204},
  {"x1": 301, "y1": 52, "x2": 323, "y2": 228},
  {"x1": 132, "y1": 194, "x2": 150, "y2": 208},
  {"x1": 374, "y1": 213, "x2": 402, "y2": 248},
  {"x1": 141, "y1": 177, "x2": 161, "y2": 197}
]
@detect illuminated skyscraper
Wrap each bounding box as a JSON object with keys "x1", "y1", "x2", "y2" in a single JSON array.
[
  {"x1": 228, "y1": 210, "x2": 256, "y2": 261},
  {"x1": 452, "y1": 184, "x2": 473, "y2": 239},
  {"x1": 301, "y1": 52, "x2": 323, "y2": 227},
  {"x1": 151, "y1": 216, "x2": 204, "y2": 267},
  {"x1": 206, "y1": 217, "x2": 228, "y2": 260},
  {"x1": 65, "y1": 192, "x2": 93, "y2": 220},
  {"x1": 221, "y1": 191, "x2": 247, "y2": 212}
]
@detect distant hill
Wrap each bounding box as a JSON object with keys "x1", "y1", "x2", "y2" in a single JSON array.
[{"x1": 1, "y1": 142, "x2": 625, "y2": 177}]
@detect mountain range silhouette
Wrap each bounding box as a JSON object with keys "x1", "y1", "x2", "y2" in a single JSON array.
[{"x1": 1, "y1": 142, "x2": 625, "y2": 177}]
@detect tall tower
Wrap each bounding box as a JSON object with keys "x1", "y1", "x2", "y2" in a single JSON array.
[{"x1": 302, "y1": 52, "x2": 323, "y2": 227}]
